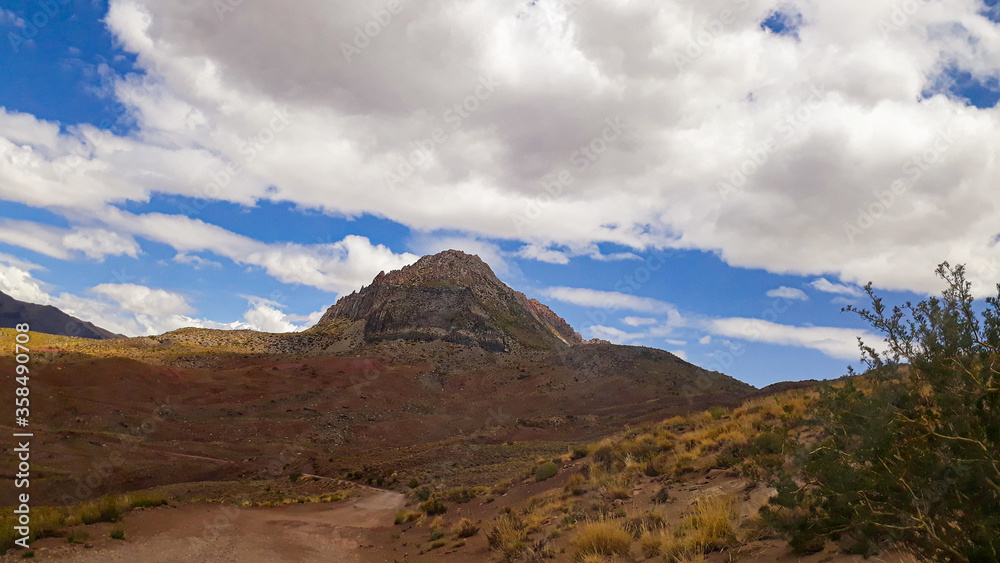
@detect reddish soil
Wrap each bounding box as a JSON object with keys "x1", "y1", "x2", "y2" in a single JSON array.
[{"x1": 14, "y1": 489, "x2": 405, "y2": 562}]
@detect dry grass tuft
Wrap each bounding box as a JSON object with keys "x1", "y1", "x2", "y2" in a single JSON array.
[{"x1": 570, "y1": 520, "x2": 632, "y2": 561}]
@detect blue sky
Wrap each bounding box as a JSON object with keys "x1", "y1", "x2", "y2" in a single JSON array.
[{"x1": 1, "y1": 0, "x2": 998, "y2": 387}]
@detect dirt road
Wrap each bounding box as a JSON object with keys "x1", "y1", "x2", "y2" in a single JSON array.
[{"x1": 26, "y1": 489, "x2": 405, "y2": 562}]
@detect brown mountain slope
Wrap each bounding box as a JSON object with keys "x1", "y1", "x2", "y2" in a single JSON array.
[
  {"x1": 0, "y1": 290, "x2": 120, "y2": 339},
  {"x1": 0, "y1": 250, "x2": 754, "y2": 507}
]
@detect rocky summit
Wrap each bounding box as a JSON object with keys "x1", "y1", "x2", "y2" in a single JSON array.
[{"x1": 314, "y1": 250, "x2": 583, "y2": 351}]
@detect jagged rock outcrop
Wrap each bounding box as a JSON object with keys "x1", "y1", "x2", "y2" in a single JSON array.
[{"x1": 314, "y1": 250, "x2": 584, "y2": 352}]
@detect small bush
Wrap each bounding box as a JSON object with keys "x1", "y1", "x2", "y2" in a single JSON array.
[
  {"x1": 289, "y1": 472, "x2": 302, "y2": 483},
  {"x1": 127, "y1": 492, "x2": 167, "y2": 508},
  {"x1": 651, "y1": 487, "x2": 671, "y2": 504},
  {"x1": 591, "y1": 445, "x2": 614, "y2": 466},
  {"x1": 487, "y1": 510, "x2": 530, "y2": 559},
  {"x1": 707, "y1": 406, "x2": 730, "y2": 420},
  {"x1": 95, "y1": 495, "x2": 130, "y2": 523},
  {"x1": 623, "y1": 509, "x2": 667, "y2": 539},
  {"x1": 745, "y1": 432, "x2": 783, "y2": 457},
  {"x1": 110, "y1": 528, "x2": 125, "y2": 540},
  {"x1": 535, "y1": 462, "x2": 559, "y2": 482},
  {"x1": 453, "y1": 518, "x2": 480, "y2": 538},
  {"x1": 66, "y1": 531, "x2": 89, "y2": 544},
  {"x1": 570, "y1": 520, "x2": 632, "y2": 560},
  {"x1": 564, "y1": 473, "x2": 587, "y2": 495},
  {"x1": 570, "y1": 446, "x2": 589, "y2": 460},
  {"x1": 440, "y1": 486, "x2": 487, "y2": 504},
  {"x1": 420, "y1": 498, "x2": 447, "y2": 516},
  {"x1": 639, "y1": 530, "x2": 663, "y2": 558},
  {"x1": 394, "y1": 510, "x2": 422, "y2": 525}
]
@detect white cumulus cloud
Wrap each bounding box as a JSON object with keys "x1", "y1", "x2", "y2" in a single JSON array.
[{"x1": 766, "y1": 286, "x2": 809, "y2": 301}]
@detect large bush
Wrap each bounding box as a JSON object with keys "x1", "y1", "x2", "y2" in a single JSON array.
[{"x1": 766, "y1": 263, "x2": 999, "y2": 562}]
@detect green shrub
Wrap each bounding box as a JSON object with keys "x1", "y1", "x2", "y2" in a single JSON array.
[
  {"x1": 707, "y1": 406, "x2": 730, "y2": 419},
  {"x1": 420, "y1": 498, "x2": 447, "y2": 516},
  {"x1": 591, "y1": 445, "x2": 613, "y2": 466},
  {"x1": 535, "y1": 462, "x2": 559, "y2": 482},
  {"x1": 110, "y1": 528, "x2": 125, "y2": 540},
  {"x1": 745, "y1": 431, "x2": 783, "y2": 457},
  {"x1": 127, "y1": 492, "x2": 167, "y2": 508},
  {"x1": 440, "y1": 486, "x2": 486, "y2": 504},
  {"x1": 765, "y1": 263, "x2": 1000, "y2": 561},
  {"x1": 394, "y1": 510, "x2": 421, "y2": 525}
]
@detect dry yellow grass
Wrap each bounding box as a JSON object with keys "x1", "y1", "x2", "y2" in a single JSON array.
[
  {"x1": 660, "y1": 495, "x2": 737, "y2": 562},
  {"x1": 570, "y1": 520, "x2": 632, "y2": 561},
  {"x1": 452, "y1": 517, "x2": 480, "y2": 538}
]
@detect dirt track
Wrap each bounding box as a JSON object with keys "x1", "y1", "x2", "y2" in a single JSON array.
[{"x1": 26, "y1": 489, "x2": 405, "y2": 562}]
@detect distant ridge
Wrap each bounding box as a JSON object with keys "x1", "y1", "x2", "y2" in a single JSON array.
[
  {"x1": 0, "y1": 290, "x2": 121, "y2": 339},
  {"x1": 314, "y1": 249, "x2": 584, "y2": 351}
]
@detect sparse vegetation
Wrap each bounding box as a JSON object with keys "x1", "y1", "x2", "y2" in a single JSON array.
[
  {"x1": 535, "y1": 461, "x2": 559, "y2": 482},
  {"x1": 765, "y1": 263, "x2": 1000, "y2": 562},
  {"x1": 487, "y1": 510, "x2": 531, "y2": 561},
  {"x1": 395, "y1": 510, "x2": 422, "y2": 525},
  {"x1": 420, "y1": 498, "x2": 447, "y2": 516}
]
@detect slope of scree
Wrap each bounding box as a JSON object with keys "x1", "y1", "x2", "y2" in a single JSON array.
[{"x1": 313, "y1": 250, "x2": 584, "y2": 351}]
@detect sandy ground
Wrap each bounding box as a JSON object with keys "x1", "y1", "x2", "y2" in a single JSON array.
[{"x1": 19, "y1": 489, "x2": 405, "y2": 562}]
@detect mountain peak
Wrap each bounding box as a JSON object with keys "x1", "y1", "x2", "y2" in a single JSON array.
[
  {"x1": 368, "y1": 249, "x2": 495, "y2": 289},
  {"x1": 313, "y1": 250, "x2": 583, "y2": 351}
]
